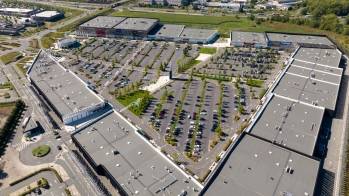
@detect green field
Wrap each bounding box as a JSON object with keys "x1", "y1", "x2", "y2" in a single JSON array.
[
  {"x1": 16, "y1": 57, "x2": 33, "y2": 75},
  {"x1": 111, "y1": 10, "x2": 256, "y2": 37},
  {"x1": 199, "y1": 47, "x2": 217, "y2": 54},
  {"x1": 246, "y1": 78, "x2": 264, "y2": 88},
  {"x1": 0, "y1": 51, "x2": 23, "y2": 65},
  {"x1": 110, "y1": 10, "x2": 349, "y2": 53},
  {"x1": 110, "y1": 10, "x2": 316, "y2": 36},
  {"x1": 117, "y1": 90, "x2": 153, "y2": 116},
  {"x1": 41, "y1": 32, "x2": 65, "y2": 49}
]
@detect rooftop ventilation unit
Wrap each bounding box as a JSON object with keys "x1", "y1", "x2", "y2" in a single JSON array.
[
  {"x1": 310, "y1": 72, "x2": 315, "y2": 78},
  {"x1": 311, "y1": 123, "x2": 315, "y2": 131}
]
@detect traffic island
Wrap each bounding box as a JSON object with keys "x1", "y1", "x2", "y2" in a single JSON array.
[{"x1": 32, "y1": 145, "x2": 51, "y2": 157}]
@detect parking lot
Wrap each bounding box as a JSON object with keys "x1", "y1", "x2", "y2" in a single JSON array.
[
  {"x1": 194, "y1": 47, "x2": 280, "y2": 79},
  {"x1": 59, "y1": 38, "x2": 199, "y2": 93},
  {"x1": 142, "y1": 76, "x2": 260, "y2": 162},
  {"x1": 55, "y1": 37, "x2": 289, "y2": 179}
]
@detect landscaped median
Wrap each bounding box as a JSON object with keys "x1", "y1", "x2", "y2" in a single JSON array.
[
  {"x1": 0, "y1": 51, "x2": 23, "y2": 65},
  {"x1": 10, "y1": 177, "x2": 49, "y2": 196},
  {"x1": 9, "y1": 167, "x2": 64, "y2": 196},
  {"x1": 246, "y1": 78, "x2": 264, "y2": 88},
  {"x1": 15, "y1": 56, "x2": 34, "y2": 75},
  {"x1": 199, "y1": 47, "x2": 217, "y2": 55}
]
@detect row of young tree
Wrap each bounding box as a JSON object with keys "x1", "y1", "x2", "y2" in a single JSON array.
[{"x1": 0, "y1": 101, "x2": 25, "y2": 156}]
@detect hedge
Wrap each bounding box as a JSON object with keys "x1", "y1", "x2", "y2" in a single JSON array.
[{"x1": 9, "y1": 167, "x2": 63, "y2": 186}]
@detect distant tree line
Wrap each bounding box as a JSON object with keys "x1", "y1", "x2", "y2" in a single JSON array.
[
  {"x1": 266, "y1": 0, "x2": 349, "y2": 35},
  {"x1": 248, "y1": 0, "x2": 349, "y2": 35}
]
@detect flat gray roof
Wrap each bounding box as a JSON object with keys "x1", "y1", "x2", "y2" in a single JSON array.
[
  {"x1": 292, "y1": 47, "x2": 342, "y2": 68},
  {"x1": 203, "y1": 134, "x2": 320, "y2": 196},
  {"x1": 34, "y1": 11, "x2": 61, "y2": 18},
  {"x1": 80, "y1": 16, "x2": 126, "y2": 28},
  {"x1": 73, "y1": 111, "x2": 201, "y2": 195},
  {"x1": 250, "y1": 95, "x2": 324, "y2": 155},
  {"x1": 290, "y1": 59, "x2": 343, "y2": 76},
  {"x1": 0, "y1": 7, "x2": 33, "y2": 13},
  {"x1": 272, "y1": 72, "x2": 340, "y2": 111},
  {"x1": 266, "y1": 33, "x2": 334, "y2": 46},
  {"x1": 114, "y1": 18, "x2": 158, "y2": 31},
  {"x1": 287, "y1": 60, "x2": 342, "y2": 85},
  {"x1": 155, "y1": 24, "x2": 184, "y2": 38},
  {"x1": 179, "y1": 28, "x2": 217, "y2": 40},
  {"x1": 231, "y1": 31, "x2": 268, "y2": 45},
  {"x1": 27, "y1": 50, "x2": 104, "y2": 118}
]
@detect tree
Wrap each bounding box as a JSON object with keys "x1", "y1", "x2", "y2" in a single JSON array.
[
  {"x1": 346, "y1": 15, "x2": 349, "y2": 25},
  {"x1": 306, "y1": 0, "x2": 349, "y2": 17},
  {"x1": 300, "y1": 7, "x2": 308, "y2": 15},
  {"x1": 320, "y1": 14, "x2": 343, "y2": 33},
  {"x1": 238, "y1": 104, "x2": 244, "y2": 114},
  {"x1": 249, "y1": 14, "x2": 255, "y2": 21},
  {"x1": 344, "y1": 27, "x2": 349, "y2": 36}
]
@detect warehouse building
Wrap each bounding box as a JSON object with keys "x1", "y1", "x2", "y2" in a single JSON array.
[
  {"x1": 272, "y1": 47, "x2": 343, "y2": 114},
  {"x1": 31, "y1": 11, "x2": 64, "y2": 22},
  {"x1": 206, "y1": 2, "x2": 242, "y2": 12},
  {"x1": 0, "y1": 23, "x2": 25, "y2": 35},
  {"x1": 266, "y1": 33, "x2": 335, "y2": 48},
  {"x1": 201, "y1": 134, "x2": 320, "y2": 196},
  {"x1": 273, "y1": 72, "x2": 340, "y2": 113},
  {"x1": 0, "y1": 7, "x2": 38, "y2": 17},
  {"x1": 179, "y1": 27, "x2": 219, "y2": 44},
  {"x1": 292, "y1": 47, "x2": 342, "y2": 68},
  {"x1": 152, "y1": 24, "x2": 185, "y2": 42},
  {"x1": 230, "y1": 31, "x2": 268, "y2": 48},
  {"x1": 248, "y1": 94, "x2": 324, "y2": 156},
  {"x1": 27, "y1": 50, "x2": 106, "y2": 125},
  {"x1": 142, "y1": 0, "x2": 183, "y2": 6},
  {"x1": 151, "y1": 24, "x2": 218, "y2": 44},
  {"x1": 114, "y1": 17, "x2": 159, "y2": 38},
  {"x1": 77, "y1": 16, "x2": 219, "y2": 43},
  {"x1": 72, "y1": 110, "x2": 202, "y2": 196},
  {"x1": 201, "y1": 42, "x2": 342, "y2": 196},
  {"x1": 77, "y1": 16, "x2": 126, "y2": 37}
]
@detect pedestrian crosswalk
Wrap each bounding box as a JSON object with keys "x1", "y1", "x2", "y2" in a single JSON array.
[
  {"x1": 12, "y1": 141, "x2": 31, "y2": 152},
  {"x1": 12, "y1": 132, "x2": 51, "y2": 152}
]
